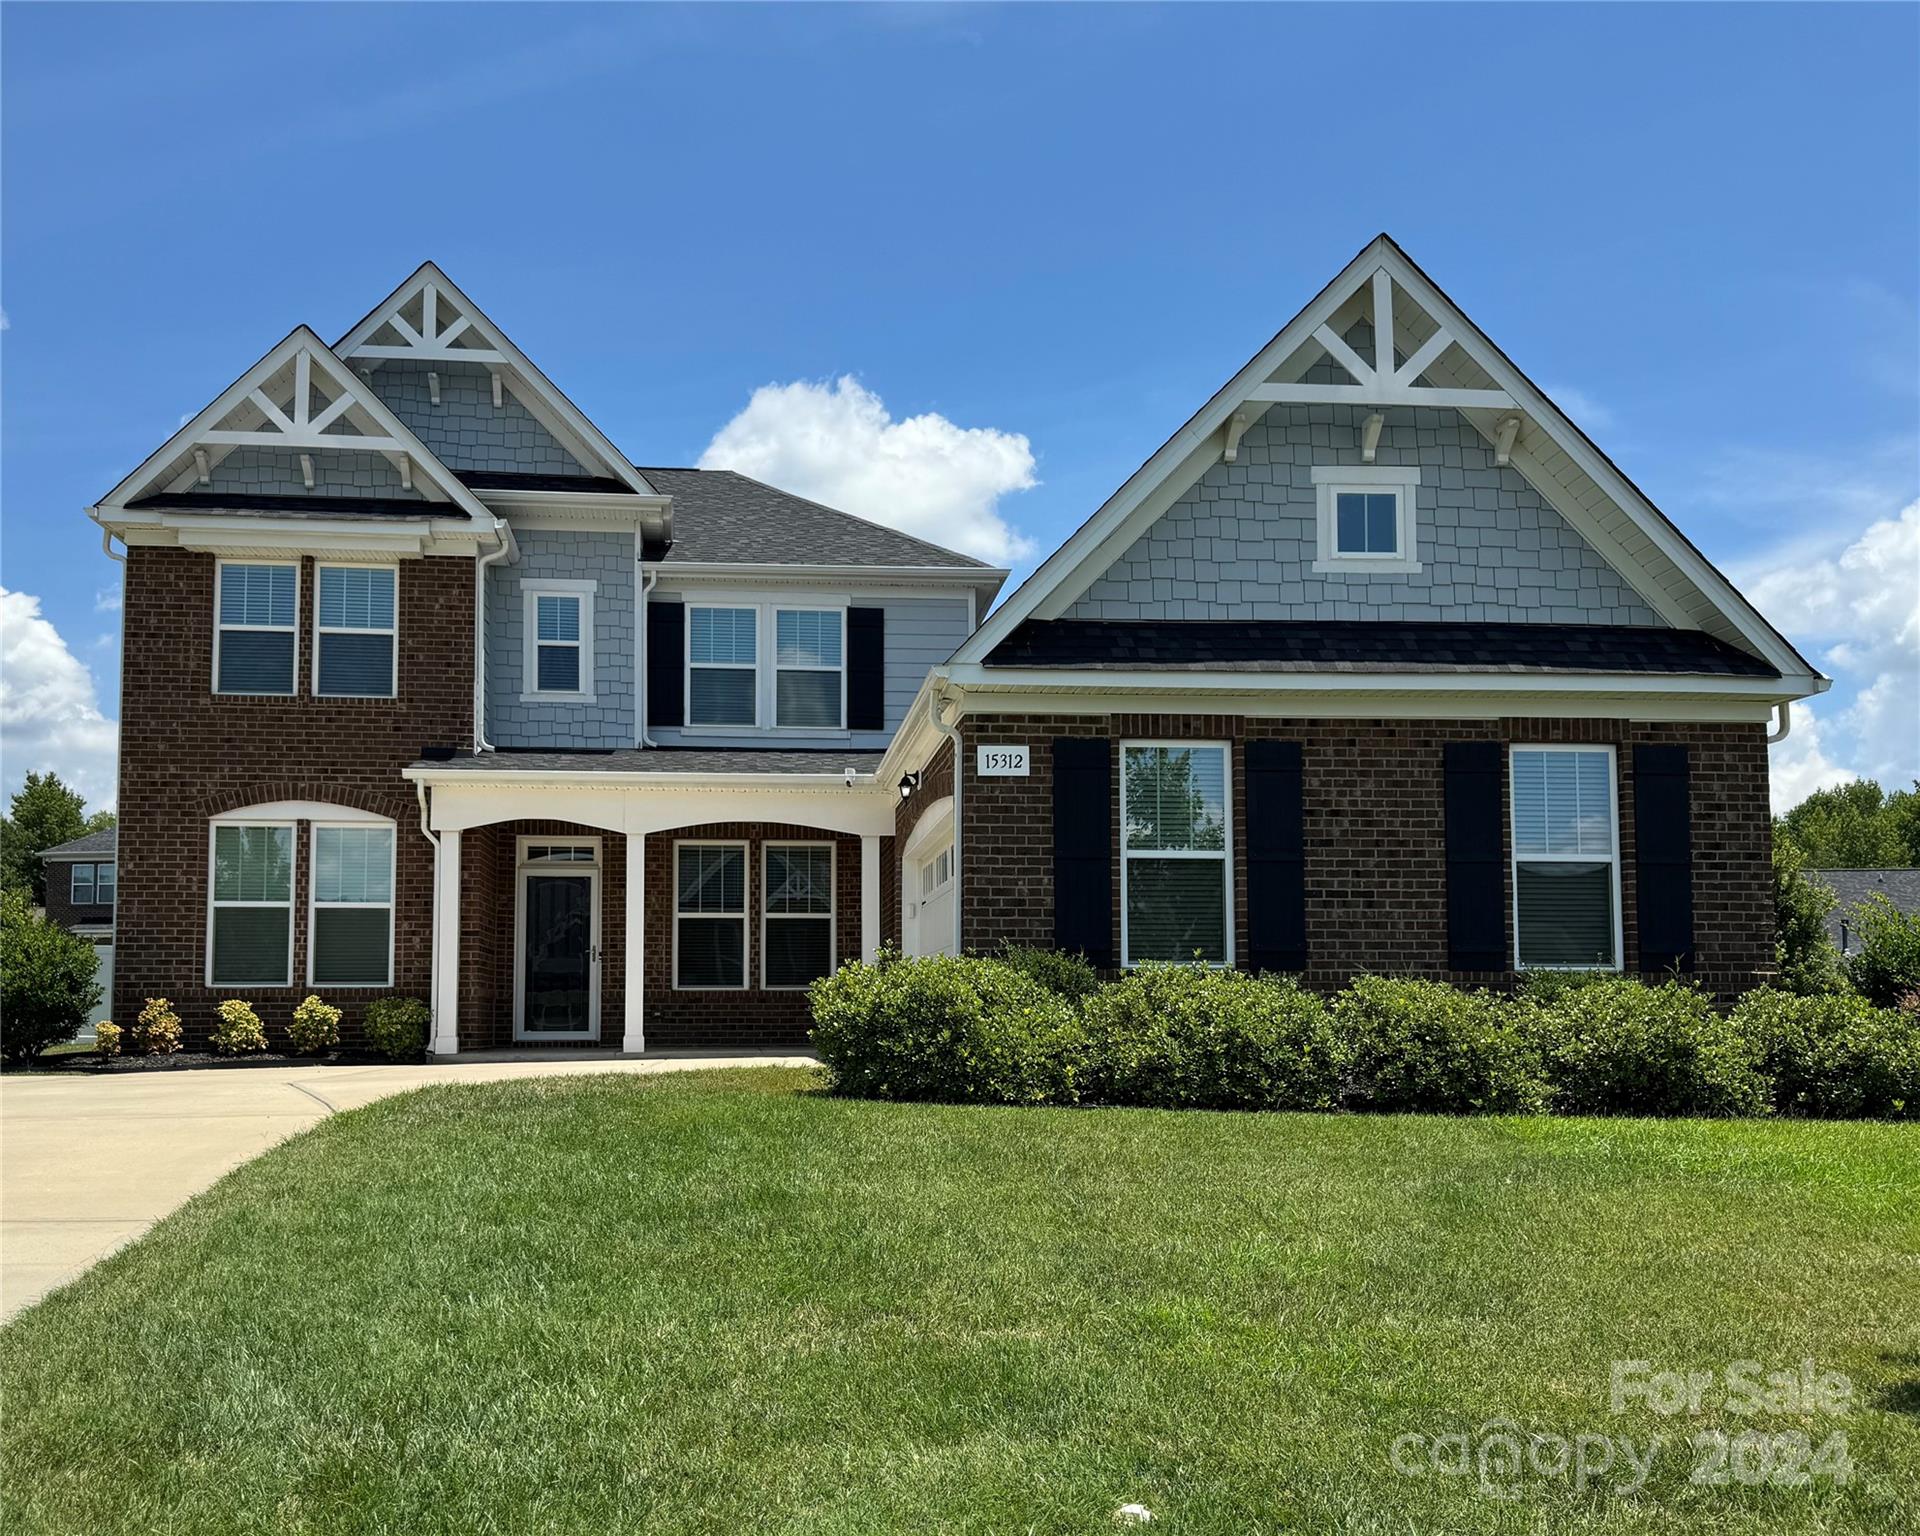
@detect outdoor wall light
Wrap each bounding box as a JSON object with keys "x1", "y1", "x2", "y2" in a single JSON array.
[{"x1": 898, "y1": 772, "x2": 922, "y2": 802}]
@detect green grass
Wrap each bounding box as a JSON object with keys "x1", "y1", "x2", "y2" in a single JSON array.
[{"x1": 3, "y1": 1069, "x2": 1916, "y2": 1534}]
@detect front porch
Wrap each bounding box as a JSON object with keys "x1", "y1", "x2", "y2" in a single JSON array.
[{"x1": 410, "y1": 760, "x2": 898, "y2": 1055}]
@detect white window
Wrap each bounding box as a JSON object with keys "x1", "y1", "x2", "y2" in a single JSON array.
[
  {"x1": 208, "y1": 823, "x2": 294, "y2": 986},
  {"x1": 775, "y1": 609, "x2": 844, "y2": 729},
  {"x1": 920, "y1": 846, "x2": 953, "y2": 902},
  {"x1": 72, "y1": 862, "x2": 114, "y2": 905},
  {"x1": 1121, "y1": 742, "x2": 1232, "y2": 966},
  {"x1": 1510, "y1": 745, "x2": 1622, "y2": 970},
  {"x1": 522, "y1": 581, "x2": 595, "y2": 700},
  {"x1": 314, "y1": 565, "x2": 397, "y2": 698},
  {"x1": 675, "y1": 842, "x2": 747, "y2": 989},
  {"x1": 687, "y1": 606, "x2": 758, "y2": 726},
  {"x1": 215, "y1": 562, "x2": 298, "y2": 694},
  {"x1": 1311, "y1": 466, "x2": 1421, "y2": 574},
  {"x1": 309, "y1": 824, "x2": 395, "y2": 987},
  {"x1": 764, "y1": 843, "x2": 835, "y2": 989}
]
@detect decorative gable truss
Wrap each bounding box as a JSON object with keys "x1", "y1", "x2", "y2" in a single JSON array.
[
  {"x1": 333, "y1": 263, "x2": 660, "y2": 502},
  {"x1": 952, "y1": 235, "x2": 1824, "y2": 692}
]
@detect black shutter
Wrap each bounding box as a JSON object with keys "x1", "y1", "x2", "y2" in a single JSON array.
[
  {"x1": 646, "y1": 600, "x2": 683, "y2": 728},
  {"x1": 1634, "y1": 745, "x2": 1694, "y2": 972},
  {"x1": 1444, "y1": 742, "x2": 1506, "y2": 972},
  {"x1": 847, "y1": 607, "x2": 885, "y2": 730},
  {"x1": 1246, "y1": 740, "x2": 1306, "y2": 972},
  {"x1": 1052, "y1": 737, "x2": 1113, "y2": 966}
]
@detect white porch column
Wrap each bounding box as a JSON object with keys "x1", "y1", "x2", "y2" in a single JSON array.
[
  {"x1": 623, "y1": 830, "x2": 645, "y2": 1053},
  {"x1": 861, "y1": 834, "x2": 881, "y2": 962},
  {"x1": 430, "y1": 828, "x2": 461, "y2": 1055}
]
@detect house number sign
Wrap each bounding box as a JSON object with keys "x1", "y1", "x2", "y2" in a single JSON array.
[{"x1": 976, "y1": 745, "x2": 1030, "y2": 777}]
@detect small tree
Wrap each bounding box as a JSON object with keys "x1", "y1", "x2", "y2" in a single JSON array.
[
  {"x1": 1848, "y1": 895, "x2": 1920, "y2": 1009},
  {"x1": 0, "y1": 890, "x2": 103, "y2": 1065},
  {"x1": 1772, "y1": 842, "x2": 1847, "y2": 996}
]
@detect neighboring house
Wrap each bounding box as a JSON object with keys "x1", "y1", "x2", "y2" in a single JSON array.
[
  {"x1": 37, "y1": 828, "x2": 116, "y2": 1030},
  {"x1": 90, "y1": 236, "x2": 1824, "y2": 1054},
  {"x1": 1809, "y1": 869, "x2": 1920, "y2": 956}
]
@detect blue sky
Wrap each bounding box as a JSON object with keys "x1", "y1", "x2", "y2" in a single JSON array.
[{"x1": 3, "y1": 2, "x2": 1915, "y2": 811}]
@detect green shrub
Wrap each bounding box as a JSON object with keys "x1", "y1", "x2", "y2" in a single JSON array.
[
  {"x1": 363, "y1": 997, "x2": 430, "y2": 1060},
  {"x1": 288, "y1": 994, "x2": 342, "y2": 1056},
  {"x1": 1515, "y1": 969, "x2": 1620, "y2": 1007},
  {"x1": 810, "y1": 955, "x2": 1082, "y2": 1105},
  {"x1": 1333, "y1": 975, "x2": 1548, "y2": 1114},
  {"x1": 94, "y1": 1021, "x2": 122, "y2": 1059},
  {"x1": 995, "y1": 943, "x2": 1102, "y2": 1004},
  {"x1": 1080, "y1": 965, "x2": 1345, "y2": 1111},
  {"x1": 210, "y1": 999, "x2": 267, "y2": 1055},
  {"x1": 1525, "y1": 977, "x2": 1770, "y2": 1117},
  {"x1": 131, "y1": 998, "x2": 182, "y2": 1056},
  {"x1": 0, "y1": 890, "x2": 103, "y2": 1065},
  {"x1": 1846, "y1": 895, "x2": 1920, "y2": 1009},
  {"x1": 1733, "y1": 986, "x2": 1919, "y2": 1120},
  {"x1": 1772, "y1": 843, "x2": 1848, "y2": 996}
]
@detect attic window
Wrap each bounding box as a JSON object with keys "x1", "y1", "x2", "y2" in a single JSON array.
[{"x1": 1310, "y1": 466, "x2": 1421, "y2": 575}]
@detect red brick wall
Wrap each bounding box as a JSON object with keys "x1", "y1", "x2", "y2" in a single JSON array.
[
  {"x1": 43, "y1": 862, "x2": 114, "y2": 932},
  {"x1": 961, "y1": 713, "x2": 1774, "y2": 997},
  {"x1": 112, "y1": 547, "x2": 472, "y2": 1045}
]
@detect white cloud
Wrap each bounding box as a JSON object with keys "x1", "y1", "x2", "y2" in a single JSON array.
[
  {"x1": 0, "y1": 588, "x2": 119, "y2": 811},
  {"x1": 1739, "y1": 500, "x2": 1920, "y2": 806},
  {"x1": 1766, "y1": 702, "x2": 1855, "y2": 815},
  {"x1": 1541, "y1": 385, "x2": 1613, "y2": 432},
  {"x1": 0, "y1": 306, "x2": 10, "y2": 332},
  {"x1": 94, "y1": 583, "x2": 122, "y2": 613},
  {"x1": 698, "y1": 375, "x2": 1037, "y2": 564}
]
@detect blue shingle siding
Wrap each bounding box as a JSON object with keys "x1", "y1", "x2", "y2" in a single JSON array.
[
  {"x1": 1062, "y1": 403, "x2": 1660, "y2": 626},
  {"x1": 368, "y1": 361, "x2": 588, "y2": 476},
  {"x1": 487, "y1": 529, "x2": 635, "y2": 748},
  {"x1": 202, "y1": 447, "x2": 422, "y2": 499}
]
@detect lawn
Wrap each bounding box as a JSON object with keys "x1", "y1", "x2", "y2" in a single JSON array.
[{"x1": 2, "y1": 1069, "x2": 1915, "y2": 1535}]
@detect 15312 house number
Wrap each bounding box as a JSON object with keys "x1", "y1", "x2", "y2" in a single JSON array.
[{"x1": 976, "y1": 745, "x2": 1030, "y2": 777}]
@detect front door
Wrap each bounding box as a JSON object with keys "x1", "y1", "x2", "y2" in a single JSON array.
[{"x1": 518, "y1": 871, "x2": 598, "y2": 1040}]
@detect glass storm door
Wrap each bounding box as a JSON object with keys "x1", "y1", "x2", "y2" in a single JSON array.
[{"x1": 520, "y1": 873, "x2": 596, "y2": 1038}]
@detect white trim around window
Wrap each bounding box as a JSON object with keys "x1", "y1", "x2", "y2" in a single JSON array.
[
  {"x1": 213, "y1": 559, "x2": 300, "y2": 696},
  {"x1": 761, "y1": 841, "x2": 836, "y2": 990},
  {"x1": 686, "y1": 604, "x2": 760, "y2": 728},
  {"x1": 521, "y1": 579, "x2": 596, "y2": 702},
  {"x1": 205, "y1": 820, "x2": 296, "y2": 988},
  {"x1": 306, "y1": 819, "x2": 397, "y2": 988},
  {"x1": 680, "y1": 599, "x2": 850, "y2": 734},
  {"x1": 672, "y1": 839, "x2": 749, "y2": 990},
  {"x1": 773, "y1": 608, "x2": 846, "y2": 731},
  {"x1": 312, "y1": 563, "x2": 399, "y2": 699},
  {"x1": 1310, "y1": 465, "x2": 1422, "y2": 575},
  {"x1": 1508, "y1": 743, "x2": 1623, "y2": 972},
  {"x1": 1119, "y1": 740, "x2": 1234, "y2": 968}
]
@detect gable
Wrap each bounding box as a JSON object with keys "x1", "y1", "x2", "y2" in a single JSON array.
[
  {"x1": 366, "y1": 361, "x2": 588, "y2": 477},
  {"x1": 1062, "y1": 402, "x2": 1659, "y2": 627},
  {"x1": 954, "y1": 235, "x2": 1823, "y2": 690}
]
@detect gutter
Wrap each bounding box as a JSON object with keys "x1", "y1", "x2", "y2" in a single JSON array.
[
  {"x1": 637, "y1": 562, "x2": 658, "y2": 747},
  {"x1": 400, "y1": 766, "x2": 888, "y2": 790}
]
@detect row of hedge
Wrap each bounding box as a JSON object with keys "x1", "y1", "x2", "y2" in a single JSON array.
[
  {"x1": 89, "y1": 996, "x2": 430, "y2": 1063},
  {"x1": 809, "y1": 952, "x2": 1920, "y2": 1119}
]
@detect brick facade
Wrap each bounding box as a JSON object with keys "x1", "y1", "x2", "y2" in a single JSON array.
[
  {"x1": 112, "y1": 546, "x2": 473, "y2": 1046},
  {"x1": 960, "y1": 713, "x2": 1773, "y2": 997},
  {"x1": 44, "y1": 862, "x2": 115, "y2": 933}
]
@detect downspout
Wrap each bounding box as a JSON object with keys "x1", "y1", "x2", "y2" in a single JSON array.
[
  {"x1": 1767, "y1": 702, "x2": 1792, "y2": 744},
  {"x1": 415, "y1": 781, "x2": 441, "y2": 1033},
  {"x1": 472, "y1": 519, "x2": 518, "y2": 752},
  {"x1": 638, "y1": 560, "x2": 658, "y2": 747},
  {"x1": 100, "y1": 526, "x2": 126, "y2": 979},
  {"x1": 931, "y1": 684, "x2": 964, "y2": 955}
]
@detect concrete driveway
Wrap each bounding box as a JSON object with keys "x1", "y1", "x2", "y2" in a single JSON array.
[{"x1": 0, "y1": 1051, "x2": 813, "y2": 1321}]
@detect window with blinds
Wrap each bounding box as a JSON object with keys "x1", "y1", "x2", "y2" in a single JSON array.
[
  {"x1": 311, "y1": 825, "x2": 394, "y2": 986},
  {"x1": 675, "y1": 844, "x2": 746, "y2": 988},
  {"x1": 1510, "y1": 746, "x2": 1620, "y2": 969},
  {"x1": 522, "y1": 583, "x2": 594, "y2": 698},
  {"x1": 209, "y1": 824, "x2": 294, "y2": 985},
  {"x1": 1121, "y1": 743, "x2": 1231, "y2": 965},
  {"x1": 688, "y1": 607, "x2": 758, "y2": 725},
  {"x1": 775, "y1": 609, "x2": 843, "y2": 729},
  {"x1": 764, "y1": 844, "x2": 833, "y2": 988},
  {"x1": 315, "y1": 566, "x2": 396, "y2": 697},
  {"x1": 216, "y1": 562, "x2": 297, "y2": 694}
]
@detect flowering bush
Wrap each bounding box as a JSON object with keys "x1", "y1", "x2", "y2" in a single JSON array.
[
  {"x1": 131, "y1": 998, "x2": 183, "y2": 1057},
  {"x1": 211, "y1": 999, "x2": 268, "y2": 1056},
  {"x1": 363, "y1": 997, "x2": 430, "y2": 1060},
  {"x1": 94, "y1": 1021, "x2": 122, "y2": 1060},
  {"x1": 287, "y1": 995, "x2": 342, "y2": 1056}
]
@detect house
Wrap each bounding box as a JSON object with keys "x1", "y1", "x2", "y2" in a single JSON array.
[
  {"x1": 89, "y1": 236, "x2": 1824, "y2": 1053},
  {"x1": 36, "y1": 827, "x2": 116, "y2": 1030},
  {"x1": 1809, "y1": 869, "x2": 1920, "y2": 956}
]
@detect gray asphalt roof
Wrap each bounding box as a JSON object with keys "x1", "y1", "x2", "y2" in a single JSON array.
[
  {"x1": 638, "y1": 467, "x2": 995, "y2": 571},
  {"x1": 1809, "y1": 868, "x2": 1920, "y2": 951},
  {"x1": 39, "y1": 828, "x2": 117, "y2": 859},
  {"x1": 412, "y1": 749, "x2": 887, "y2": 776}
]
